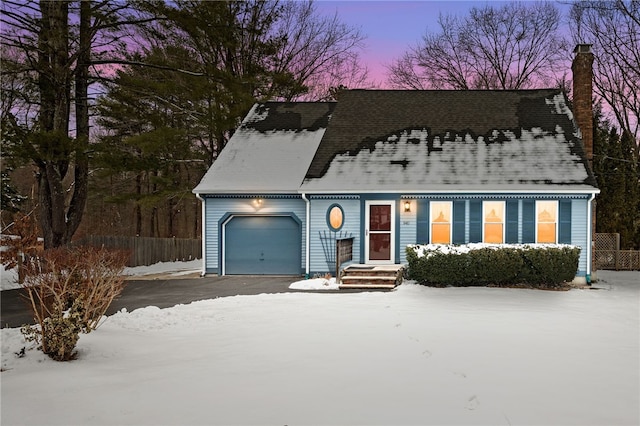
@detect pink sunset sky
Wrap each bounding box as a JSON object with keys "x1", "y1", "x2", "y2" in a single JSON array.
[{"x1": 316, "y1": 0, "x2": 573, "y2": 87}]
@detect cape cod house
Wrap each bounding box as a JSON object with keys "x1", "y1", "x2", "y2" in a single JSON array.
[{"x1": 193, "y1": 45, "x2": 599, "y2": 285}]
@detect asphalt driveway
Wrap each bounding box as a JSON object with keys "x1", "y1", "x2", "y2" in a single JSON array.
[{"x1": 0, "y1": 275, "x2": 367, "y2": 328}]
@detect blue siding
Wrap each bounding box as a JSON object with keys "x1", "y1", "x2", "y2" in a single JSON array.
[
  {"x1": 204, "y1": 197, "x2": 224, "y2": 273},
  {"x1": 309, "y1": 199, "x2": 360, "y2": 275},
  {"x1": 202, "y1": 193, "x2": 592, "y2": 280},
  {"x1": 204, "y1": 197, "x2": 306, "y2": 275},
  {"x1": 571, "y1": 199, "x2": 589, "y2": 276},
  {"x1": 400, "y1": 200, "x2": 416, "y2": 264},
  {"x1": 464, "y1": 200, "x2": 470, "y2": 242},
  {"x1": 517, "y1": 199, "x2": 523, "y2": 243}
]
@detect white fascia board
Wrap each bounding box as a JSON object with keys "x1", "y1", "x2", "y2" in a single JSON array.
[
  {"x1": 194, "y1": 189, "x2": 301, "y2": 196},
  {"x1": 299, "y1": 188, "x2": 600, "y2": 195}
]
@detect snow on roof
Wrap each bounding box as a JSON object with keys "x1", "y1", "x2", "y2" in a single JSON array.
[
  {"x1": 195, "y1": 91, "x2": 597, "y2": 196},
  {"x1": 300, "y1": 127, "x2": 594, "y2": 193},
  {"x1": 193, "y1": 102, "x2": 334, "y2": 194},
  {"x1": 546, "y1": 92, "x2": 574, "y2": 121},
  {"x1": 301, "y1": 89, "x2": 597, "y2": 193},
  {"x1": 193, "y1": 128, "x2": 326, "y2": 194}
]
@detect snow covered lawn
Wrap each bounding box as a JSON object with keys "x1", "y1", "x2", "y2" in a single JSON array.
[{"x1": 1, "y1": 270, "x2": 638, "y2": 425}]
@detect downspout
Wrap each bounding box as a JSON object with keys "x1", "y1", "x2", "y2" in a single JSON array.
[
  {"x1": 195, "y1": 193, "x2": 206, "y2": 277},
  {"x1": 586, "y1": 192, "x2": 596, "y2": 284},
  {"x1": 302, "y1": 193, "x2": 310, "y2": 278}
]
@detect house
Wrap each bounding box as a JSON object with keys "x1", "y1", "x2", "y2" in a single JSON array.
[{"x1": 193, "y1": 45, "x2": 599, "y2": 285}]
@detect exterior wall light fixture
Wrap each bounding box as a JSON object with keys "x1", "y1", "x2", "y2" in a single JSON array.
[{"x1": 404, "y1": 200, "x2": 411, "y2": 212}]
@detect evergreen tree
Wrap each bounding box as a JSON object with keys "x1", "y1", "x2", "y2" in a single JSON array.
[
  {"x1": 1, "y1": 114, "x2": 28, "y2": 216},
  {"x1": 594, "y1": 116, "x2": 640, "y2": 249},
  {"x1": 135, "y1": 0, "x2": 367, "y2": 162},
  {"x1": 619, "y1": 130, "x2": 640, "y2": 248},
  {"x1": 94, "y1": 46, "x2": 207, "y2": 237},
  {"x1": 90, "y1": 0, "x2": 367, "y2": 237},
  {"x1": 0, "y1": 168, "x2": 26, "y2": 214}
]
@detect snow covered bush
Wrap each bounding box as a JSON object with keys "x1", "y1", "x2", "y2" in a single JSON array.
[
  {"x1": 20, "y1": 246, "x2": 127, "y2": 361},
  {"x1": 21, "y1": 299, "x2": 84, "y2": 361},
  {"x1": 406, "y1": 243, "x2": 580, "y2": 288}
]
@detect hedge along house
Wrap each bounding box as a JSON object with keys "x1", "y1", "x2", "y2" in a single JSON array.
[{"x1": 194, "y1": 45, "x2": 599, "y2": 284}]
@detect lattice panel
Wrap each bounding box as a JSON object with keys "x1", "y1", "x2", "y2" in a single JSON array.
[
  {"x1": 594, "y1": 250, "x2": 616, "y2": 269},
  {"x1": 615, "y1": 251, "x2": 640, "y2": 270},
  {"x1": 595, "y1": 233, "x2": 620, "y2": 251},
  {"x1": 594, "y1": 249, "x2": 640, "y2": 270}
]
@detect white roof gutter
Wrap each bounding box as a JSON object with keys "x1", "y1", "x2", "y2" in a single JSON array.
[
  {"x1": 587, "y1": 192, "x2": 596, "y2": 282},
  {"x1": 195, "y1": 193, "x2": 206, "y2": 277},
  {"x1": 301, "y1": 192, "x2": 310, "y2": 278}
]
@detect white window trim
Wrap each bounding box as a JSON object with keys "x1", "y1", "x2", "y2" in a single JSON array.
[
  {"x1": 430, "y1": 201, "x2": 453, "y2": 244},
  {"x1": 482, "y1": 200, "x2": 506, "y2": 244},
  {"x1": 535, "y1": 200, "x2": 559, "y2": 244},
  {"x1": 365, "y1": 200, "x2": 395, "y2": 264}
]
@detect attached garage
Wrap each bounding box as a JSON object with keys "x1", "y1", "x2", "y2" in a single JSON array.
[{"x1": 223, "y1": 215, "x2": 302, "y2": 275}]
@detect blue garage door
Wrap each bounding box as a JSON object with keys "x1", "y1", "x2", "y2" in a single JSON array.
[{"x1": 225, "y1": 215, "x2": 301, "y2": 275}]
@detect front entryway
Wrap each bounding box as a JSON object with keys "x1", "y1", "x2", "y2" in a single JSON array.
[{"x1": 364, "y1": 201, "x2": 395, "y2": 264}]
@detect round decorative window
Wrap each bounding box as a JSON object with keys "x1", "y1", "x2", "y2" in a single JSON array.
[{"x1": 327, "y1": 204, "x2": 344, "y2": 231}]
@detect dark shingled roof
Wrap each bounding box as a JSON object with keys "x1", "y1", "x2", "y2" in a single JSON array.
[
  {"x1": 304, "y1": 89, "x2": 596, "y2": 188},
  {"x1": 243, "y1": 102, "x2": 336, "y2": 132}
]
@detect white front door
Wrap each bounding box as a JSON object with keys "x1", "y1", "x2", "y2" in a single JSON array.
[{"x1": 365, "y1": 201, "x2": 395, "y2": 264}]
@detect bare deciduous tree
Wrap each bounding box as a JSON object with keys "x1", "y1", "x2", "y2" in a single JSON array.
[
  {"x1": 570, "y1": 0, "x2": 640, "y2": 151},
  {"x1": 272, "y1": 0, "x2": 369, "y2": 101},
  {"x1": 387, "y1": 2, "x2": 568, "y2": 90}
]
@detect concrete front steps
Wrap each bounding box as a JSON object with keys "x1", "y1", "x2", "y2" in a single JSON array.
[{"x1": 339, "y1": 264, "x2": 405, "y2": 289}]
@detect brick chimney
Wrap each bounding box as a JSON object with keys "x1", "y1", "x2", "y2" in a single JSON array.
[{"x1": 572, "y1": 44, "x2": 594, "y2": 165}]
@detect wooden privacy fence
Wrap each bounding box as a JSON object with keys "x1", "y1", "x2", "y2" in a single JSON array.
[
  {"x1": 594, "y1": 233, "x2": 640, "y2": 271},
  {"x1": 74, "y1": 236, "x2": 201, "y2": 267}
]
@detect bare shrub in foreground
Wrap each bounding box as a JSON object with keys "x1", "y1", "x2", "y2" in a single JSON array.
[
  {"x1": 20, "y1": 246, "x2": 128, "y2": 361},
  {"x1": 0, "y1": 213, "x2": 43, "y2": 284}
]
